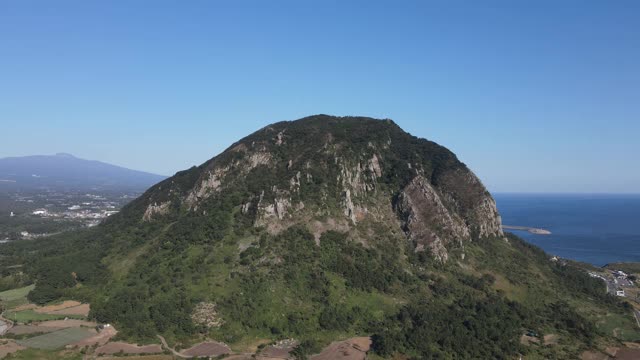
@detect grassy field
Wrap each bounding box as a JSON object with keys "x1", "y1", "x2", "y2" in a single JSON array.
[
  {"x1": 2, "y1": 310, "x2": 84, "y2": 323},
  {"x1": 0, "y1": 285, "x2": 34, "y2": 302},
  {"x1": 597, "y1": 312, "x2": 640, "y2": 342},
  {"x1": 0, "y1": 285, "x2": 34, "y2": 309},
  {"x1": 2, "y1": 348, "x2": 83, "y2": 359},
  {"x1": 16, "y1": 327, "x2": 94, "y2": 350}
]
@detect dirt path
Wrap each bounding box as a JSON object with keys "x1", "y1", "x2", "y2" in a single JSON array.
[
  {"x1": 0, "y1": 313, "x2": 14, "y2": 335},
  {"x1": 157, "y1": 334, "x2": 190, "y2": 358}
]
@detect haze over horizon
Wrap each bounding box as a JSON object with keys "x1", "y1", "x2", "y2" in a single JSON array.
[{"x1": 2, "y1": 1, "x2": 639, "y2": 193}]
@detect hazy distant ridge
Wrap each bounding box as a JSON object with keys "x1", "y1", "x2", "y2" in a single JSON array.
[{"x1": 0, "y1": 153, "x2": 166, "y2": 191}]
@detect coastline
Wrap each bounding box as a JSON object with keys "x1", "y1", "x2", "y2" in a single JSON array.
[{"x1": 502, "y1": 225, "x2": 551, "y2": 235}]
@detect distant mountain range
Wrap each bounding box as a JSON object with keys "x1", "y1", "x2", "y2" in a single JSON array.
[{"x1": 0, "y1": 153, "x2": 166, "y2": 191}]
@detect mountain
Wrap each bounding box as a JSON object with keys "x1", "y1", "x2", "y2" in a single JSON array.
[
  {"x1": 0, "y1": 153, "x2": 166, "y2": 191},
  {"x1": 2, "y1": 115, "x2": 634, "y2": 359}
]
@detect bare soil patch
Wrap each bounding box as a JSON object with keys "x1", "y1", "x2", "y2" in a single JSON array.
[
  {"x1": 182, "y1": 341, "x2": 231, "y2": 357},
  {"x1": 0, "y1": 340, "x2": 25, "y2": 358},
  {"x1": 7, "y1": 325, "x2": 62, "y2": 335},
  {"x1": 311, "y1": 337, "x2": 371, "y2": 360},
  {"x1": 519, "y1": 335, "x2": 540, "y2": 346},
  {"x1": 581, "y1": 347, "x2": 640, "y2": 360},
  {"x1": 543, "y1": 334, "x2": 559, "y2": 345},
  {"x1": 258, "y1": 339, "x2": 298, "y2": 359},
  {"x1": 580, "y1": 351, "x2": 610, "y2": 360},
  {"x1": 98, "y1": 356, "x2": 173, "y2": 360},
  {"x1": 225, "y1": 356, "x2": 254, "y2": 360},
  {"x1": 34, "y1": 300, "x2": 81, "y2": 313},
  {"x1": 614, "y1": 348, "x2": 640, "y2": 360},
  {"x1": 35, "y1": 319, "x2": 96, "y2": 328},
  {"x1": 96, "y1": 342, "x2": 163, "y2": 355},
  {"x1": 48, "y1": 304, "x2": 90, "y2": 316},
  {"x1": 11, "y1": 304, "x2": 37, "y2": 312}
]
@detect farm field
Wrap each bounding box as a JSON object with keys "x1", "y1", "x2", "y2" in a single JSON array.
[
  {"x1": 0, "y1": 285, "x2": 34, "y2": 302},
  {"x1": 182, "y1": 341, "x2": 231, "y2": 357},
  {"x1": 3, "y1": 309, "x2": 84, "y2": 323},
  {"x1": 16, "y1": 327, "x2": 95, "y2": 350},
  {"x1": 46, "y1": 304, "x2": 89, "y2": 317},
  {"x1": 1, "y1": 348, "x2": 83, "y2": 359},
  {"x1": 97, "y1": 356, "x2": 174, "y2": 360},
  {"x1": 597, "y1": 312, "x2": 640, "y2": 342},
  {"x1": 34, "y1": 320, "x2": 96, "y2": 328},
  {"x1": 0, "y1": 285, "x2": 34, "y2": 309},
  {"x1": 33, "y1": 301, "x2": 82, "y2": 314},
  {"x1": 8, "y1": 324, "x2": 62, "y2": 335},
  {"x1": 95, "y1": 341, "x2": 163, "y2": 355}
]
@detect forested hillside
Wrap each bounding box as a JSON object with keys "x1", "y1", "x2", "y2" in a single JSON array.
[{"x1": 0, "y1": 116, "x2": 634, "y2": 359}]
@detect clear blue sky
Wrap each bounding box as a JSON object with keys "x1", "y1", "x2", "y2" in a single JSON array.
[{"x1": 1, "y1": 1, "x2": 638, "y2": 193}]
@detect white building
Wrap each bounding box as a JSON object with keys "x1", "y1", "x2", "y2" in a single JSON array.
[{"x1": 615, "y1": 271, "x2": 628, "y2": 278}]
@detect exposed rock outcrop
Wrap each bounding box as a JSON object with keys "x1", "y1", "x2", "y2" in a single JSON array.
[
  {"x1": 142, "y1": 201, "x2": 170, "y2": 221},
  {"x1": 133, "y1": 115, "x2": 503, "y2": 262},
  {"x1": 395, "y1": 176, "x2": 471, "y2": 261}
]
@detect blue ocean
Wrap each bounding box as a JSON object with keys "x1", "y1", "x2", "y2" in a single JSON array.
[{"x1": 493, "y1": 193, "x2": 640, "y2": 267}]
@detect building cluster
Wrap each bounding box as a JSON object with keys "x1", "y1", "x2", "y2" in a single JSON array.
[{"x1": 30, "y1": 207, "x2": 118, "y2": 220}]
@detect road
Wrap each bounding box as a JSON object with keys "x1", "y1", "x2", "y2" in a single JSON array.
[
  {"x1": 634, "y1": 310, "x2": 640, "y2": 329},
  {"x1": 606, "y1": 278, "x2": 617, "y2": 295}
]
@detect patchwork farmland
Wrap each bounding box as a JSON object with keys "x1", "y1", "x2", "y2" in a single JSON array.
[{"x1": 17, "y1": 327, "x2": 95, "y2": 350}]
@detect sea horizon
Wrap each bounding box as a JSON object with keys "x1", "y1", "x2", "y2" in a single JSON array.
[{"x1": 494, "y1": 192, "x2": 640, "y2": 267}]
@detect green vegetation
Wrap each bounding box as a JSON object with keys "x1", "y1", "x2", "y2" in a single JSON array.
[
  {"x1": 4, "y1": 349, "x2": 83, "y2": 360},
  {"x1": 5, "y1": 348, "x2": 83, "y2": 360},
  {"x1": 596, "y1": 312, "x2": 640, "y2": 342},
  {"x1": 0, "y1": 284, "x2": 34, "y2": 309},
  {"x1": 0, "y1": 285, "x2": 34, "y2": 303},
  {"x1": 16, "y1": 327, "x2": 94, "y2": 350},
  {"x1": 0, "y1": 116, "x2": 635, "y2": 359},
  {"x1": 2, "y1": 310, "x2": 84, "y2": 323}
]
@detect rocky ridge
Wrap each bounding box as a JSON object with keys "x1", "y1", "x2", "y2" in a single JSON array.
[{"x1": 137, "y1": 115, "x2": 503, "y2": 261}]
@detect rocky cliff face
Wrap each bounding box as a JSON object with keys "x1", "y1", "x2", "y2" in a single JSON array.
[{"x1": 135, "y1": 115, "x2": 502, "y2": 261}]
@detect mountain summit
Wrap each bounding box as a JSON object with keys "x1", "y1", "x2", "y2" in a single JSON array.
[
  {"x1": 138, "y1": 115, "x2": 502, "y2": 261},
  {"x1": 13, "y1": 115, "x2": 625, "y2": 358}
]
